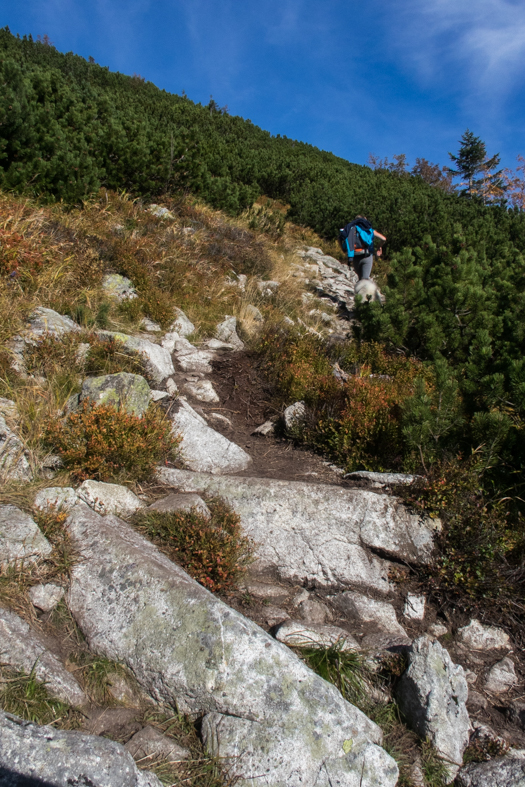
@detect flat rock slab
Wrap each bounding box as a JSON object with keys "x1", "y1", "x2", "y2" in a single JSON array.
[
  {"x1": 274, "y1": 620, "x2": 360, "y2": 651},
  {"x1": 157, "y1": 469, "x2": 439, "y2": 592},
  {"x1": 457, "y1": 619, "x2": 511, "y2": 651},
  {"x1": 78, "y1": 480, "x2": 145, "y2": 518},
  {"x1": 0, "y1": 505, "x2": 52, "y2": 567},
  {"x1": 171, "y1": 400, "x2": 252, "y2": 474},
  {"x1": 34, "y1": 486, "x2": 79, "y2": 513},
  {"x1": 0, "y1": 608, "x2": 87, "y2": 708},
  {"x1": 485, "y1": 657, "x2": 518, "y2": 694},
  {"x1": 80, "y1": 372, "x2": 151, "y2": 416},
  {"x1": 0, "y1": 416, "x2": 32, "y2": 482},
  {"x1": 65, "y1": 502, "x2": 398, "y2": 787},
  {"x1": 396, "y1": 636, "x2": 469, "y2": 782},
  {"x1": 148, "y1": 492, "x2": 211, "y2": 518},
  {"x1": 0, "y1": 711, "x2": 161, "y2": 787}
]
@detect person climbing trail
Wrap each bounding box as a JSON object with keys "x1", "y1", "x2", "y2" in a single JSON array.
[{"x1": 339, "y1": 216, "x2": 386, "y2": 280}]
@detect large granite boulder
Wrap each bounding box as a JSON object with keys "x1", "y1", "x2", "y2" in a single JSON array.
[
  {"x1": 171, "y1": 399, "x2": 252, "y2": 474},
  {"x1": 0, "y1": 505, "x2": 52, "y2": 567},
  {"x1": 395, "y1": 636, "x2": 469, "y2": 782},
  {"x1": 157, "y1": 469, "x2": 440, "y2": 592},
  {"x1": 0, "y1": 608, "x2": 87, "y2": 707},
  {"x1": 0, "y1": 710, "x2": 161, "y2": 787},
  {"x1": 80, "y1": 373, "x2": 151, "y2": 416},
  {"x1": 65, "y1": 502, "x2": 398, "y2": 787}
]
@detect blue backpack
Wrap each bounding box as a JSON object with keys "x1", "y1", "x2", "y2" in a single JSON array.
[{"x1": 339, "y1": 219, "x2": 374, "y2": 259}]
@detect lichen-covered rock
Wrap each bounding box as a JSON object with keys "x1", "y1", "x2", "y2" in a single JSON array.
[
  {"x1": 66, "y1": 502, "x2": 398, "y2": 787},
  {"x1": 332, "y1": 591, "x2": 410, "y2": 648},
  {"x1": 0, "y1": 710, "x2": 162, "y2": 787},
  {"x1": 157, "y1": 469, "x2": 439, "y2": 592},
  {"x1": 456, "y1": 751, "x2": 525, "y2": 786},
  {"x1": 456, "y1": 619, "x2": 511, "y2": 651},
  {"x1": 0, "y1": 416, "x2": 32, "y2": 482},
  {"x1": 99, "y1": 331, "x2": 175, "y2": 383},
  {"x1": 171, "y1": 399, "x2": 252, "y2": 474},
  {"x1": 34, "y1": 486, "x2": 79, "y2": 513},
  {"x1": 274, "y1": 620, "x2": 360, "y2": 651},
  {"x1": 0, "y1": 608, "x2": 87, "y2": 707},
  {"x1": 148, "y1": 492, "x2": 211, "y2": 518},
  {"x1": 485, "y1": 657, "x2": 518, "y2": 694},
  {"x1": 102, "y1": 274, "x2": 138, "y2": 301},
  {"x1": 0, "y1": 505, "x2": 52, "y2": 566},
  {"x1": 78, "y1": 480, "x2": 146, "y2": 518},
  {"x1": 29, "y1": 582, "x2": 65, "y2": 612},
  {"x1": 215, "y1": 316, "x2": 244, "y2": 350},
  {"x1": 395, "y1": 636, "x2": 469, "y2": 782},
  {"x1": 80, "y1": 372, "x2": 151, "y2": 416}
]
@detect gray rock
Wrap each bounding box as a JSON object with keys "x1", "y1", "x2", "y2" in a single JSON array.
[
  {"x1": 204, "y1": 338, "x2": 236, "y2": 351},
  {"x1": 257, "y1": 280, "x2": 280, "y2": 296},
  {"x1": 149, "y1": 204, "x2": 174, "y2": 219},
  {"x1": 274, "y1": 620, "x2": 360, "y2": 651},
  {"x1": 25, "y1": 307, "x2": 81, "y2": 339},
  {"x1": 29, "y1": 582, "x2": 65, "y2": 612},
  {"x1": 0, "y1": 710, "x2": 162, "y2": 787},
  {"x1": 184, "y1": 379, "x2": 220, "y2": 403},
  {"x1": 215, "y1": 316, "x2": 244, "y2": 350},
  {"x1": 157, "y1": 469, "x2": 440, "y2": 592},
  {"x1": 80, "y1": 372, "x2": 151, "y2": 417},
  {"x1": 0, "y1": 608, "x2": 87, "y2": 707},
  {"x1": 456, "y1": 753, "x2": 525, "y2": 786},
  {"x1": 457, "y1": 619, "x2": 511, "y2": 651},
  {"x1": 467, "y1": 690, "x2": 488, "y2": 711},
  {"x1": 0, "y1": 416, "x2": 32, "y2": 482},
  {"x1": 102, "y1": 273, "x2": 138, "y2": 301},
  {"x1": 171, "y1": 399, "x2": 252, "y2": 474},
  {"x1": 85, "y1": 707, "x2": 142, "y2": 738},
  {"x1": 125, "y1": 725, "x2": 190, "y2": 762},
  {"x1": 332, "y1": 591, "x2": 410, "y2": 648},
  {"x1": 485, "y1": 657, "x2": 518, "y2": 694},
  {"x1": 208, "y1": 412, "x2": 233, "y2": 428},
  {"x1": 252, "y1": 419, "x2": 276, "y2": 436},
  {"x1": 428, "y1": 622, "x2": 448, "y2": 638},
  {"x1": 283, "y1": 401, "x2": 306, "y2": 430},
  {"x1": 148, "y1": 492, "x2": 211, "y2": 518},
  {"x1": 171, "y1": 307, "x2": 195, "y2": 337},
  {"x1": 239, "y1": 581, "x2": 290, "y2": 604},
  {"x1": 0, "y1": 505, "x2": 52, "y2": 566},
  {"x1": 99, "y1": 331, "x2": 175, "y2": 384},
  {"x1": 78, "y1": 480, "x2": 145, "y2": 518},
  {"x1": 0, "y1": 398, "x2": 18, "y2": 419},
  {"x1": 106, "y1": 672, "x2": 142, "y2": 705},
  {"x1": 169, "y1": 335, "x2": 214, "y2": 374},
  {"x1": 396, "y1": 636, "x2": 469, "y2": 781},
  {"x1": 33, "y1": 487, "x2": 78, "y2": 513},
  {"x1": 166, "y1": 377, "x2": 179, "y2": 396},
  {"x1": 344, "y1": 470, "x2": 419, "y2": 487},
  {"x1": 403, "y1": 593, "x2": 426, "y2": 621},
  {"x1": 66, "y1": 502, "x2": 398, "y2": 787},
  {"x1": 296, "y1": 597, "x2": 331, "y2": 625},
  {"x1": 150, "y1": 389, "x2": 169, "y2": 401}
]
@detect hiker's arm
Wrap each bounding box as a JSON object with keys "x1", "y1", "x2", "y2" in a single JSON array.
[{"x1": 374, "y1": 230, "x2": 386, "y2": 256}]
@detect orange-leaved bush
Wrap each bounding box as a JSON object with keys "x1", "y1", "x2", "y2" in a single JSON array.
[{"x1": 45, "y1": 401, "x2": 178, "y2": 482}]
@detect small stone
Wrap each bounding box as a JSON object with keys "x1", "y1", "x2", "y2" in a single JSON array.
[
  {"x1": 170, "y1": 336, "x2": 214, "y2": 374},
  {"x1": 184, "y1": 379, "x2": 220, "y2": 403},
  {"x1": 485, "y1": 657, "x2": 518, "y2": 694},
  {"x1": 25, "y1": 307, "x2": 81, "y2": 339},
  {"x1": 403, "y1": 593, "x2": 426, "y2": 621},
  {"x1": 34, "y1": 487, "x2": 78, "y2": 513},
  {"x1": 456, "y1": 752, "x2": 525, "y2": 787},
  {"x1": 150, "y1": 390, "x2": 169, "y2": 401},
  {"x1": 245, "y1": 304, "x2": 263, "y2": 322},
  {"x1": 166, "y1": 378, "x2": 179, "y2": 396},
  {"x1": 427, "y1": 622, "x2": 448, "y2": 637},
  {"x1": 102, "y1": 274, "x2": 138, "y2": 301},
  {"x1": 80, "y1": 373, "x2": 151, "y2": 417},
  {"x1": 207, "y1": 412, "x2": 232, "y2": 428},
  {"x1": 0, "y1": 398, "x2": 18, "y2": 419},
  {"x1": 148, "y1": 492, "x2": 211, "y2": 518},
  {"x1": 29, "y1": 583, "x2": 65, "y2": 612},
  {"x1": 0, "y1": 505, "x2": 52, "y2": 567},
  {"x1": 78, "y1": 480, "x2": 145, "y2": 518},
  {"x1": 126, "y1": 725, "x2": 190, "y2": 762},
  {"x1": 467, "y1": 690, "x2": 488, "y2": 712},
  {"x1": 99, "y1": 331, "x2": 175, "y2": 384},
  {"x1": 106, "y1": 672, "x2": 141, "y2": 706},
  {"x1": 507, "y1": 700, "x2": 525, "y2": 730},
  {"x1": 465, "y1": 670, "x2": 478, "y2": 684},
  {"x1": 169, "y1": 308, "x2": 195, "y2": 338},
  {"x1": 205, "y1": 338, "x2": 235, "y2": 350},
  {"x1": 283, "y1": 316, "x2": 294, "y2": 325},
  {"x1": 149, "y1": 204, "x2": 174, "y2": 219},
  {"x1": 283, "y1": 401, "x2": 306, "y2": 430},
  {"x1": 262, "y1": 605, "x2": 290, "y2": 627},
  {"x1": 239, "y1": 582, "x2": 290, "y2": 604},
  {"x1": 215, "y1": 316, "x2": 244, "y2": 350},
  {"x1": 296, "y1": 598, "x2": 331, "y2": 625},
  {"x1": 275, "y1": 620, "x2": 360, "y2": 651},
  {"x1": 85, "y1": 707, "x2": 142, "y2": 739},
  {"x1": 258, "y1": 280, "x2": 279, "y2": 296},
  {"x1": 344, "y1": 470, "x2": 419, "y2": 486},
  {"x1": 0, "y1": 415, "x2": 32, "y2": 482},
  {"x1": 457, "y1": 619, "x2": 511, "y2": 651},
  {"x1": 252, "y1": 420, "x2": 276, "y2": 437},
  {"x1": 141, "y1": 318, "x2": 162, "y2": 332},
  {"x1": 333, "y1": 590, "x2": 410, "y2": 649}
]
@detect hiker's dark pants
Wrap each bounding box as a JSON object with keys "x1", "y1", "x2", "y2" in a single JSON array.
[{"x1": 352, "y1": 253, "x2": 373, "y2": 280}]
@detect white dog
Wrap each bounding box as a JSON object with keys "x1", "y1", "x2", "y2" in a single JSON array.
[{"x1": 354, "y1": 279, "x2": 385, "y2": 304}]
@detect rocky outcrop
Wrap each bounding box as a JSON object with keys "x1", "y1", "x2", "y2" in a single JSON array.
[
  {"x1": 295, "y1": 247, "x2": 357, "y2": 313},
  {"x1": 80, "y1": 372, "x2": 152, "y2": 416},
  {"x1": 171, "y1": 399, "x2": 252, "y2": 474},
  {"x1": 0, "y1": 710, "x2": 162, "y2": 787},
  {"x1": 396, "y1": 636, "x2": 470, "y2": 782},
  {"x1": 157, "y1": 469, "x2": 440, "y2": 592},
  {"x1": 0, "y1": 505, "x2": 52, "y2": 566},
  {"x1": 0, "y1": 608, "x2": 87, "y2": 708},
  {"x1": 65, "y1": 501, "x2": 399, "y2": 787}
]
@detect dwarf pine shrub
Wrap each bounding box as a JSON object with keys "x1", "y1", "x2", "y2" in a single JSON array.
[{"x1": 45, "y1": 401, "x2": 177, "y2": 482}]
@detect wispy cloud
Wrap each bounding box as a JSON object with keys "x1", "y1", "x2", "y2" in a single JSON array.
[{"x1": 385, "y1": 0, "x2": 525, "y2": 103}]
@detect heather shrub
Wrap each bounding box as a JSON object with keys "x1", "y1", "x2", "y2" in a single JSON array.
[
  {"x1": 45, "y1": 401, "x2": 177, "y2": 482},
  {"x1": 132, "y1": 498, "x2": 254, "y2": 593}
]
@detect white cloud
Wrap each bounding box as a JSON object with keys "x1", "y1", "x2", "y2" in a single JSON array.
[{"x1": 386, "y1": 0, "x2": 525, "y2": 101}]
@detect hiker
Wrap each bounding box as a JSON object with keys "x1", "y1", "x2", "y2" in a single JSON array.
[{"x1": 339, "y1": 216, "x2": 386, "y2": 280}]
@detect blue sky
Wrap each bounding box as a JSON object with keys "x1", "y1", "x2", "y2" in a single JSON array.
[{"x1": 3, "y1": 0, "x2": 525, "y2": 172}]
